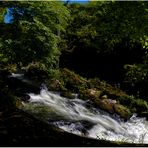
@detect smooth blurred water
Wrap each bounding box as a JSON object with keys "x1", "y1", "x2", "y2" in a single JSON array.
[{"x1": 22, "y1": 88, "x2": 148, "y2": 144}]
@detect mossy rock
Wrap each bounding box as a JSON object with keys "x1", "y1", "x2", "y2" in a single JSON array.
[
  {"x1": 60, "y1": 90, "x2": 76, "y2": 99},
  {"x1": 87, "y1": 78, "x2": 147, "y2": 117},
  {"x1": 88, "y1": 78, "x2": 129, "y2": 101},
  {"x1": 60, "y1": 68, "x2": 88, "y2": 93},
  {"x1": 79, "y1": 89, "x2": 102, "y2": 101},
  {"x1": 46, "y1": 79, "x2": 65, "y2": 92},
  {"x1": 114, "y1": 104, "x2": 131, "y2": 119},
  {"x1": 95, "y1": 99, "x2": 115, "y2": 114},
  {"x1": 94, "y1": 98, "x2": 131, "y2": 119}
]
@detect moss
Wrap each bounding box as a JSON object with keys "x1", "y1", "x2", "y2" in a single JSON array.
[
  {"x1": 114, "y1": 104, "x2": 131, "y2": 119},
  {"x1": 79, "y1": 89, "x2": 102, "y2": 101},
  {"x1": 88, "y1": 78, "x2": 129, "y2": 100},
  {"x1": 48, "y1": 69, "x2": 148, "y2": 117},
  {"x1": 20, "y1": 66, "x2": 148, "y2": 117},
  {"x1": 45, "y1": 79, "x2": 65, "y2": 92},
  {"x1": 60, "y1": 68, "x2": 88, "y2": 93},
  {"x1": 87, "y1": 77, "x2": 148, "y2": 116}
]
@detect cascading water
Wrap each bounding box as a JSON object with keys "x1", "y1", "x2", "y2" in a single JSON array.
[{"x1": 22, "y1": 87, "x2": 148, "y2": 144}]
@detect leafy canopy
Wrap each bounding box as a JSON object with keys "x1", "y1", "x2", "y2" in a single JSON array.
[{"x1": 0, "y1": 1, "x2": 69, "y2": 70}]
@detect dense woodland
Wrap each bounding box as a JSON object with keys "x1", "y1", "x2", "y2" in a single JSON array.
[{"x1": 0, "y1": 1, "x2": 148, "y2": 146}]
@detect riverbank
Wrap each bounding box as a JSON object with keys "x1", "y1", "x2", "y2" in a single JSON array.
[
  {"x1": 0, "y1": 68, "x2": 148, "y2": 146},
  {"x1": 23, "y1": 64, "x2": 148, "y2": 120}
]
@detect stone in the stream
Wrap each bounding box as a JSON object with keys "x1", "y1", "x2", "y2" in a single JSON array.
[
  {"x1": 114, "y1": 104, "x2": 131, "y2": 119},
  {"x1": 94, "y1": 98, "x2": 131, "y2": 119},
  {"x1": 60, "y1": 91, "x2": 75, "y2": 99},
  {"x1": 95, "y1": 99, "x2": 115, "y2": 113},
  {"x1": 46, "y1": 79, "x2": 63, "y2": 91},
  {"x1": 21, "y1": 94, "x2": 30, "y2": 102}
]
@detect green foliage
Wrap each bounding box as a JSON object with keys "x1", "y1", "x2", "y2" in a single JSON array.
[
  {"x1": 132, "y1": 98, "x2": 148, "y2": 112},
  {"x1": 62, "y1": 1, "x2": 147, "y2": 52},
  {"x1": 96, "y1": 1, "x2": 147, "y2": 49},
  {"x1": 0, "y1": 7, "x2": 7, "y2": 23},
  {"x1": 0, "y1": 1, "x2": 69, "y2": 71},
  {"x1": 60, "y1": 1, "x2": 147, "y2": 83},
  {"x1": 117, "y1": 95, "x2": 148, "y2": 113},
  {"x1": 124, "y1": 57, "x2": 148, "y2": 99},
  {"x1": 0, "y1": 1, "x2": 148, "y2": 119},
  {"x1": 124, "y1": 64, "x2": 148, "y2": 84}
]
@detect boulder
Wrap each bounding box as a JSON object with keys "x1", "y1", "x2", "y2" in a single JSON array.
[
  {"x1": 24, "y1": 62, "x2": 48, "y2": 80},
  {"x1": 88, "y1": 89, "x2": 101, "y2": 97},
  {"x1": 95, "y1": 99, "x2": 116, "y2": 113},
  {"x1": 21, "y1": 94, "x2": 30, "y2": 102},
  {"x1": 60, "y1": 68, "x2": 88, "y2": 93},
  {"x1": 47, "y1": 79, "x2": 63, "y2": 91},
  {"x1": 79, "y1": 89, "x2": 101, "y2": 100},
  {"x1": 60, "y1": 91, "x2": 76, "y2": 99},
  {"x1": 114, "y1": 104, "x2": 131, "y2": 119},
  {"x1": 94, "y1": 99, "x2": 131, "y2": 119}
]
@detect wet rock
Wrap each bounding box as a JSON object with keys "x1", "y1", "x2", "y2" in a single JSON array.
[
  {"x1": 94, "y1": 99, "x2": 131, "y2": 119},
  {"x1": 80, "y1": 120, "x2": 95, "y2": 135},
  {"x1": 95, "y1": 99, "x2": 116, "y2": 113},
  {"x1": 21, "y1": 94, "x2": 30, "y2": 102},
  {"x1": 114, "y1": 104, "x2": 131, "y2": 119},
  {"x1": 60, "y1": 91, "x2": 75, "y2": 99},
  {"x1": 47, "y1": 79, "x2": 63, "y2": 91}
]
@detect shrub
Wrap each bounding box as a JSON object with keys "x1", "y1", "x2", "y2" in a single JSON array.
[{"x1": 123, "y1": 64, "x2": 148, "y2": 99}]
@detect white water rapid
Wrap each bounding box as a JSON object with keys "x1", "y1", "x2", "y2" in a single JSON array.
[{"x1": 22, "y1": 88, "x2": 148, "y2": 144}]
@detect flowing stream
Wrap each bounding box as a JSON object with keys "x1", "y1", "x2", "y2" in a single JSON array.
[{"x1": 21, "y1": 86, "x2": 148, "y2": 144}]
